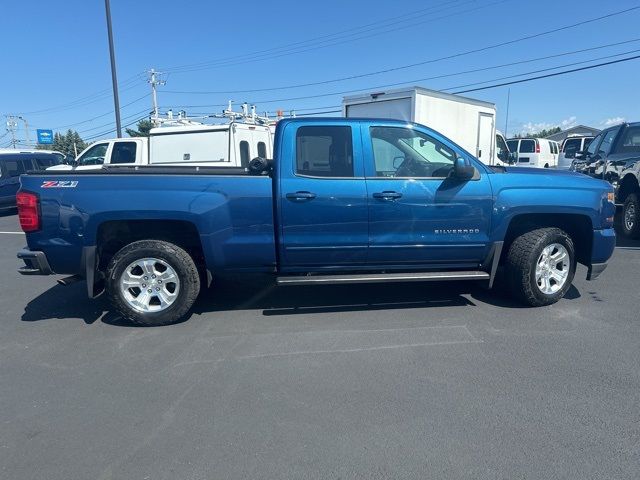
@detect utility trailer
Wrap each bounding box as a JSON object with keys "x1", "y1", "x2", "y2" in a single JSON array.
[{"x1": 343, "y1": 86, "x2": 507, "y2": 165}]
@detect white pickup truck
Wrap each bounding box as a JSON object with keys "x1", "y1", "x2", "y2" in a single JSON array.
[{"x1": 48, "y1": 122, "x2": 273, "y2": 171}]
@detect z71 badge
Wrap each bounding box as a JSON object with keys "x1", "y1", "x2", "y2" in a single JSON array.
[{"x1": 41, "y1": 180, "x2": 78, "y2": 188}]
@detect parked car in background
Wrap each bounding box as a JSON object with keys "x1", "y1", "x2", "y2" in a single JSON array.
[
  {"x1": 557, "y1": 135, "x2": 594, "y2": 170},
  {"x1": 506, "y1": 138, "x2": 560, "y2": 168},
  {"x1": 0, "y1": 149, "x2": 64, "y2": 210},
  {"x1": 571, "y1": 122, "x2": 640, "y2": 238}
]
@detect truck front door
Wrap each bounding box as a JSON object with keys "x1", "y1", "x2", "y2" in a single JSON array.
[
  {"x1": 278, "y1": 123, "x2": 369, "y2": 267},
  {"x1": 362, "y1": 122, "x2": 493, "y2": 267}
]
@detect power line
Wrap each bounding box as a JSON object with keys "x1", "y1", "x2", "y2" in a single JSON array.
[
  {"x1": 15, "y1": 73, "x2": 146, "y2": 116},
  {"x1": 165, "y1": 5, "x2": 640, "y2": 93},
  {"x1": 164, "y1": 0, "x2": 510, "y2": 75},
  {"x1": 160, "y1": 0, "x2": 481, "y2": 73},
  {"x1": 49, "y1": 93, "x2": 150, "y2": 131},
  {"x1": 451, "y1": 54, "x2": 640, "y2": 94},
  {"x1": 164, "y1": 37, "x2": 640, "y2": 97}
]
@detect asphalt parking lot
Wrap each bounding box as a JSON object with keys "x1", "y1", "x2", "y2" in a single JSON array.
[{"x1": 0, "y1": 210, "x2": 638, "y2": 480}]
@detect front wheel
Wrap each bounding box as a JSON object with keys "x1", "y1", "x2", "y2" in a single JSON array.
[
  {"x1": 506, "y1": 228, "x2": 576, "y2": 307},
  {"x1": 106, "y1": 240, "x2": 201, "y2": 326},
  {"x1": 622, "y1": 193, "x2": 640, "y2": 239}
]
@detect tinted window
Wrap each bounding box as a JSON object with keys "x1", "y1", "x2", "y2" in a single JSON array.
[
  {"x1": 77, "y1": 143, "x2": 108, "y2": 166},
  {"x1": 110, "y1": 142, "x2": 137, "y2": 164},
  {"x1": 257, "y1": 141, "x2": 267, "y2": 159},
  {"x1": 4, "y1": 160, "x2": 27, "y2": 177},
  {"x1": 370, "y1": 126, "x2": 456, "y2": 178},
  {"x1": 239, "y1": 141, "x2": 250, "y2": 168},
  {"x1": 519, "y1": 140, "x2": 535, "y2": 153},
  {"x1": 598, "y1": 128, "x2": 620, "y2": 156},
  {"x1": 563, "y1": 138, "x2": 582, "y2": 158},
  {"x1": 586, "y1": 133, "x2": 603, "y2": 156},
  {"x1": 615, "y1": 127, "x2": 640, "y2": 154},
  {"x1": 296, "y1": 126, "x2": 353, "y2": 177},
  {"x1": 506, "y1": 140, "x2": 519, "y2": 153},
  {"x1": 582, "y1": 137, "x2": 594, "y2": 149}
]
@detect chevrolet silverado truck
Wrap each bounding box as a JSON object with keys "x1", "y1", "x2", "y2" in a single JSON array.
[{"x1": 17, "y1": 118, "x2": 616, "y2": 326}]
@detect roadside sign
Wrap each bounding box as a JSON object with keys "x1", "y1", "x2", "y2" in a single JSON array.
[{"x1": 37, "y1": 129, "x2": 54, "y2": 145}]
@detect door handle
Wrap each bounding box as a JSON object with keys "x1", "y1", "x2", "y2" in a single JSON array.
[
  {"x1": 373, "y1": 191, "x2": 402, "y2": 200},
  {"x1": 286, "y1": 191, "x2": 317, "y2": 201}
]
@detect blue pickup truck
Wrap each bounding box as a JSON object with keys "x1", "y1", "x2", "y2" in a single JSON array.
[{"x1": 17, "y1": 118, "x2": 616, "y2": 326}]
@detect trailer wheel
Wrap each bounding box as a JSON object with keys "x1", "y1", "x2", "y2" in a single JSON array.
[
  {"x1": 506, "y1": 228, "x2": 575, "y2": 307},
  {"x1": 106, "y1": 240, "x2": 200, "y2": 326},
  {"x1": 622, "y1": 193, "x2": 640, "y2": 239}
]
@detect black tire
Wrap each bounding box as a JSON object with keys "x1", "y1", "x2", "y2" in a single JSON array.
[
  {"x1": 106, "y1": 240, "x2": 200, "y2": 326},
  {"x1": 506, "y1": 227, "x2": 576, "y2": 307},
  {"x1": 622, "y1": 193, "x2": 640, "y2": 239}
]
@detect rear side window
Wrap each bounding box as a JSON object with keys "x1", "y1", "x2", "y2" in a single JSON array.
[
  {"x1": 4, "y1": 160, "x2": 27, "y2": 177},
  {"x1": 296, "y1": 126, "x2": 353, "y2": 178},
  {"x1": 110, "y1": 142, "x2": 137, "y2": 164},
  {"x1": 615, "y1": 127, "x2": 640, "y2": 154},
  {"x1": 33, "y1": 154, "x2": 63, "y2": 169},
  {"x1": 257, "y1": 141, "x2": 267, "y2": 159},
  {"x1": 519, "y1": 140, "x2": 535, "y2": 153},
  {"x1": 239, "y1": 141, "x2": 250, "y2": 167}
]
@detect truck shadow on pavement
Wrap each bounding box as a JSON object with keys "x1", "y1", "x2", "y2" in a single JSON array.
[{"x1": 21, "y1": 275, "x2": 583, "y2": 327}]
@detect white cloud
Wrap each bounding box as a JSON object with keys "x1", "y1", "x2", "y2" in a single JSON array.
[
  {"x1": 600, "y1": 117, "x2": 625, "y2": 127},
  {"x1": 516, "y1": 116, "x2": 577, "y2": 136}
]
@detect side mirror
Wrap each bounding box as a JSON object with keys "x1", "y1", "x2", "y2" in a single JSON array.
[
  {"x1": 508, "y1": 152, "x2": 517, "y2": 164},
  {"x1": 454, "y1": 156, "x2": 475, "y2": 179},
  {"x1": 574, "y1": 150, "x2": 586, "y2": 160}
]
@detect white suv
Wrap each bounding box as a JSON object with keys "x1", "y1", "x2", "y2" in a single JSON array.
[
  {"x1": 506, "y1": 138, "x2": 560, "y2": 168},
  {"x1": 557, "y1": 135, "x2": 594, "y2": 170}
]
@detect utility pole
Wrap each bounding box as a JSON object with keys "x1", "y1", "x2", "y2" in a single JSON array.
[
  {"x1": 5, "y1": 116, "x2": 18, "y2": 148},
  {"x1": 148, "y1": 69, "x2": 166, "y2": 125},
  {"x1": 104, "y1": 0, "x2": 122, "y2": 137}
]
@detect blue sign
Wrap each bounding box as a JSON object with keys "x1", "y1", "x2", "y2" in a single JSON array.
[{"x1": 37, "y1": 129, "x2": 54, "y2": 145}]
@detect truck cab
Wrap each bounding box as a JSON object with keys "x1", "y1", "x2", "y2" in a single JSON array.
[{"x1": 47, "y1": 138, "x2": 146, "y2": 171}]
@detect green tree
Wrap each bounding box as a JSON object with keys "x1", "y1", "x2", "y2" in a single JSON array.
[
  {"x1": 37, "y1": 129, "x2": 88, "y2": 157},
  {"x1": 126, "y1": 119, "x2": 153, "y2": 137}
]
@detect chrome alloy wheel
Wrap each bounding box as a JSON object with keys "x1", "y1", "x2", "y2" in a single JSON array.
[
  {"x1": 120, "y1": 258, "x2": 180, "y2": 312},
  {"x1": 625, "y1": 202, "x2": 636, "y2": 231},
  {"x1": 535, "y1": 243, "x2": 570, "y2": 295}
]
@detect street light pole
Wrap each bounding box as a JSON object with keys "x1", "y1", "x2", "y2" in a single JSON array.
[{"x1": 104, "y1": 0, "x2": 122, "y2": 138}]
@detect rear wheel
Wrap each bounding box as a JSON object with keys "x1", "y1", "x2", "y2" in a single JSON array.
[
  {"x1": 622, "y1": 193, "x2": 640, "y2": 239},
  {"x1": 506, "y1": 228, "x2": 575, "y2": 306},
  {"x1": 106, "y1": 240, "x2": 200, "y2": 326}
]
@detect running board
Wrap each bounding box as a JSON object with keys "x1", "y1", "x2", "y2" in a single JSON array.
[{"x1": 277, "y1": 270, "x2": 490, "y2": 286}]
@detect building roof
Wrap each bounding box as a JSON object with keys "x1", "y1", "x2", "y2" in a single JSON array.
[{"x1": 545, "y1": 125, "x2": 601, "y2": 142}]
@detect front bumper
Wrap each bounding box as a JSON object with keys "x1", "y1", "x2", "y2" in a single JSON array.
[
  {"x1": 17, "y1": 248, "x2": 54, "y2": 275},
  {"x1": 586, "y1": 228, "x2": 616, "y2": 281}
]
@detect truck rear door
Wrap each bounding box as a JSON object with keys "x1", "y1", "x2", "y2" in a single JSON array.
[
  {"x1": 361, "y1": 121, "x2": 493, "y2": 266},
  {"x1": 277, "y1": 121, "x2": 369, "y2": 267}
]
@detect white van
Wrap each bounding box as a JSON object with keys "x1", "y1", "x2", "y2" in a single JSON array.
[
  {"x1": 557, "y1": 135, "x2": 594, "y2": 170},
  {"x1": 506, "y1": 138, "x2": 560, "y2": 168}
]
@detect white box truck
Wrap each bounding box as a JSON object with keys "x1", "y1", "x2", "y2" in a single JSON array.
[{"x1": 343, "y1": 86, "x2": 509, "y2": 165}]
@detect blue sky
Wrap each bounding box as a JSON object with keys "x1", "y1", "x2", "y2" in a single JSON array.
[{"x1": 1, "y1": 0, "x2": 639, "y2": 146}]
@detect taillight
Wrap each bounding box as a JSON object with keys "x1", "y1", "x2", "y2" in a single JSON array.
[
  {"x1": 16, "y1": 192, "x2": 40, "y2": 232},
  {"x1": 535, "y1": 140, "x2": 540, "y2": 153}
]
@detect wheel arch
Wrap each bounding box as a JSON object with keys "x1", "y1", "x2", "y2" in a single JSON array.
[
  {"x1": 617, "y1": 173, "x2": 639, "y2": 203},
  {"x1": 95, "y1": 220, "x2": 210, "y2": 293},
  {"x1": 502, "y1": 213, "x2": 593, "y2": 266}
]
